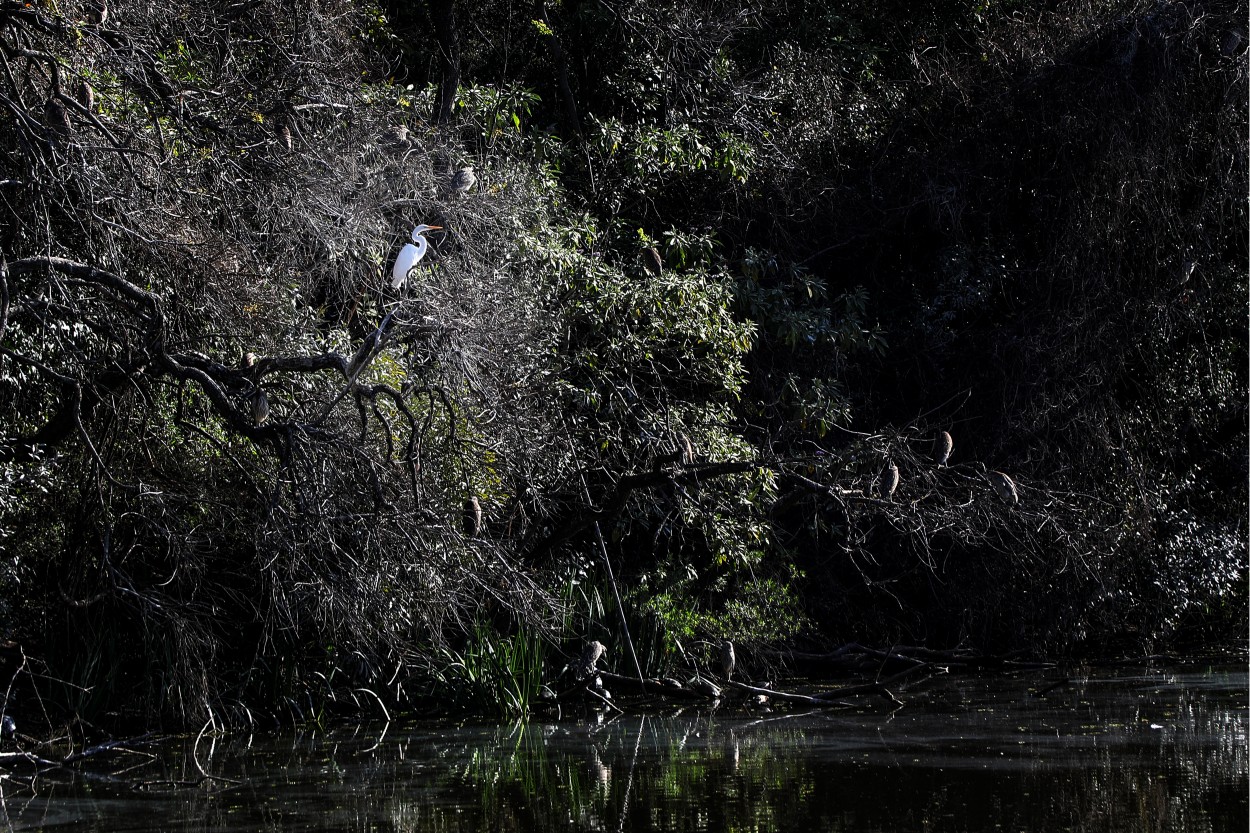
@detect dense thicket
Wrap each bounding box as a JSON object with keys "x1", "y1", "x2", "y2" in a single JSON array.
[{"x1": 0, "y1": 0, "x2": 1243, "y2": 729}]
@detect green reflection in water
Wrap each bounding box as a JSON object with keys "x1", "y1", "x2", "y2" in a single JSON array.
[{"x1": 1, "y1": 668, "x2": 1244, "y2": 832}]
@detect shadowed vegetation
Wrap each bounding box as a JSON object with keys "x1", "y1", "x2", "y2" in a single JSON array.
[{"x1": 0, "y1": 0, "x2": 1243, "y2": 728}]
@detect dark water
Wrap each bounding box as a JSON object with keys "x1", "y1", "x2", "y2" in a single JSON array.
[{"x1": 1, "y1": 667, "x2": 1245, "y2": 831}]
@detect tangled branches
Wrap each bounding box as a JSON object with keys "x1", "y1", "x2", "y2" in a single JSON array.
[{"x1": 0, "y1": 0, "x2": 567, "y2": 727}]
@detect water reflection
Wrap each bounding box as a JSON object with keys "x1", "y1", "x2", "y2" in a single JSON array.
[{"x1": 0, "y1": 668, "x2": 1244, "y2": 831}]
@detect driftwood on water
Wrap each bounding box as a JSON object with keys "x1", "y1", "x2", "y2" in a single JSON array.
[{"x1": 594, "y1": 659, "x2": 930, "y2": 710}]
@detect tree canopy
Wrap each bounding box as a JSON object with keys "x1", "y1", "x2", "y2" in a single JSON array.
[{"x1": 0, "y1": 0, "x2": 1244, "y2": 728}]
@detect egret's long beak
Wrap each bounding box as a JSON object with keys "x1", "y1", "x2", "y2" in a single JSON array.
[{"x1": 426, "y1": 225, "x2": 443, "y2": 230}]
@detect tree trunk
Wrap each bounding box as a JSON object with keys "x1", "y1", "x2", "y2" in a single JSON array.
[
  {"x1": 428, "y1": 0, "x2": 460, "y2": 125},
  {"x1": 534, "y1": 1, "x2": 581, "y2": 138}
]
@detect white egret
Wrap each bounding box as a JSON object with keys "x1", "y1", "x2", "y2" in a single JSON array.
[{"x1": 390, "y1": 224, "x2": 442, "y2": 290}]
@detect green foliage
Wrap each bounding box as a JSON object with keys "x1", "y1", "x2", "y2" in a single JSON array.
[
  {"x1": 0, "y1": 0, "x2": 1241, "y2": 732},
  {"x1": 434, "y1": 623, "x2": 548, "y2": 717}
]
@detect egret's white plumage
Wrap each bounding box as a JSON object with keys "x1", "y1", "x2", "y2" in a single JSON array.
[{"x1": 390, "y1": 224, "x2": 442, "y2": 290}]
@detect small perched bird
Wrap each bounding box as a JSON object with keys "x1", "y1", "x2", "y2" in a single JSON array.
[
  {"x1": 642, "y1": 246, "x2": 663, "y2": 276},
  {"x1": 988, "y1": 470, "x2": 1019, "y2": 504},
  {"x1": 1221, "y1": 27, "x2": 1244, "y2": 57},
  {"x1": 688, "y1": 676, "x2": 721, "y2": 698},
  {"x1": 251, "y1": 388, "x2": 270, "y2": 426},
  {"x1": 45, "y1": 99, "x2": 72, "y2": 138},
  {"x1": 463, "y1": 496, "x2": 482, "y2": 538},
  {"x1": 391, "y1": 223, "x2": 442, "y2": 290},
  {"x1": 574, "y1": 641, "x2": 607, "y2": 680},
  {"x1": 77, "y1": 80, "x2": 95, "y2": 111},
  {"x1": 277, "y1": 123, "x2": 293, "y2": 152},
  {"x1": 450, "y1": 166, "x2": 476, "y2": 196},
  {"x1": 239, "y1": 351, "x2": 258, "y2": 371},
  {"x1": 379, "y1": 124, "x2": 411, "y2": 152},
  {"x1": 86, "y1": 0, "x2": 108, "y2": 25},
  {"x1": 679, "y1": 433, "x2": 695, "y2": 466},
  {"x1": 935, "y1": 430, "x2": 954, "y2": 466},
  {"x1": 719, "y1": 639, "x2": 736, "y2": 681},
  {"x1": 882, "y1": 461, "x2": 900, "y2": 499}
]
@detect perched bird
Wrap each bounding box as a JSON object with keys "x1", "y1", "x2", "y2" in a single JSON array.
[
  {"x1": 251, "y1": 388, "x2": 270, "y2": 426},
  {"x1": 391, "y1": 224, "x2": 442, "y2": 290},
  {"x1": 679, "y1": 433, "x2": 695, "y2": 466},
  {"x1": 718, "y1": 639, "x2": 736, "y2": 681},
  {"x1": 277, "y1": 123, "x2": 293, "y2": 153},
  {"x1": 688, "y1": 676, "x2": 721, "y2": 698},
  {"x1": 86, "y1": 0, "x2": 108, "y2": 25},
  {"x1": 882, "y1": 461, "x2": 900, "y2": 499},
  {"x1": 378, "y1": 124, "x2": 411, "y2": 152},
  {"x1": 450, "y1": 166, "x2": 476, "y2": 196},
  {"x1": 935, "y1": 430, "x2": 954, "y2": 466},
  {"x1": 45, "y1": 99, "x2": 72, "y2": 139},
  {"x1": 988, "y1": 470, "x2": 1019, "y2": 504},
  {"x1": 642, "y1": 246, "x2": 663, "y2": 276},
  {"x1": 463, "y1": 496, "x2": 482, "y2": 538},
  {"x1": 574, "y1": 641, "x2": 607, "y2": 680},
  {"x1": 77, "y1": 80, "x2": 94, "y2": 111},
  {"x1": 1221, "y1": 28, "x2": 1245, "y2": 57},
  {"x1": 239, "y1": 351, "x2": 258, "y2": 371}
]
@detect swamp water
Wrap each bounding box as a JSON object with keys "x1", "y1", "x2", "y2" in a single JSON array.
[{"x1": 1, "y1": 667, "x2": 1244, "y2": 832}]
